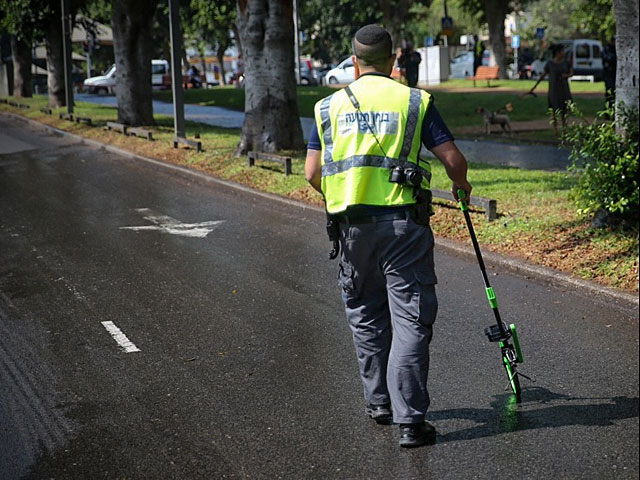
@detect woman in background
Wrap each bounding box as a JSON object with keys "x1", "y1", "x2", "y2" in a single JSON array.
[{"x1": 529, "y1": 44, "x2": 574, "y2": 136}]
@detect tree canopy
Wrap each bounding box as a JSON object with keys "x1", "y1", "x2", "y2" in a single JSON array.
[{"x1": 522, "y1": 0, "x2": 615, "y2": 43}]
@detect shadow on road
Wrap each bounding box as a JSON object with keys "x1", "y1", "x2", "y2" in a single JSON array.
[{"x1": 430, "y1": 386, "x2": 639, "y2": 443}]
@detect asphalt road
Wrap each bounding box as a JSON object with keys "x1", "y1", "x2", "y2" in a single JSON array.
[{"x1": 0, "y1": 115, "x2": 638, "y2": 479}]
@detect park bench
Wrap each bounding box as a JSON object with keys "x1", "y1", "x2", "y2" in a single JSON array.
[
  {"x1": 468, "y1": 66, "x2": 500, "y2": 87},
  {"x1": 569, "y1": 75, "x2": 594, "y2": 83},
  {"x1": 431, "y1": 188, "x2": 498, "y2": 221},
  {"x1": 247, "y1": 151, "x2": 292, "y2": 176},
  {"x1": 75, "y1": 116, "x2": 92, "y2": 126},
  {"x1": 129, "y1": 127, "x2": 153, "y2": 141},
  {"x1": 173, "y1": 136, "x2": 202, "y2": 152},
  {"x1": 59, "y1": 112, "x2": 74, "y2": 121},
  {"x1": 8, "y1": 100, "x2": 30, "y2": 109},
  {"x1": 106, "y1": 121, "x2": 128, "y2": 134},
  {"x1": 161, "y1": 74, "x2": 200, "y2": 89}
]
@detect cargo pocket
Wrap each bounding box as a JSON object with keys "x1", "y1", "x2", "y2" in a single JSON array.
[
  {"x1": 415, "y1": 270, "x2": 438, "y2": 327},
  {"x1": 338, "y1": 262, "x2": 358, "y2": 298}
]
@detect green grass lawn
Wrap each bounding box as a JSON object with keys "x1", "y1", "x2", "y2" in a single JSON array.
[
  {"x1": 2, "y1": 94, "x2": 635, "y2": 292},
  {"x1": 430, "y1": 77, "x2": 606, "y2": 93},
  {"x1": 153, "y1": 85, "x2": 605, "y2": 134}
]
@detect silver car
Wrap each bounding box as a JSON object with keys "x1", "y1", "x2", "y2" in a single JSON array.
[{"x1": 449, "y1": 50, "x2": 490, "y2": 78}]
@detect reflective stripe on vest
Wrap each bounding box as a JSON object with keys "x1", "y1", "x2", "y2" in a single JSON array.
[
  {"x1": 399, "y1": 88, "x2": 422, "y2": 161},
  {"x1": 318, "y1": 95, "x2": 334, "y2": 165},
  {"x1": 321, "y1": 154, "x2": 431, "y2": 183}
]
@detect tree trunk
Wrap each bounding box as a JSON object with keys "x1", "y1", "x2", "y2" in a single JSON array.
[
  {"x1": 11, "y1": 36, "x2": 33, "y2": 98},
  {"x1": 45, "y1": 2, "x2": 66, "y2": 108},
  {"x1": 379, "y1": 0, "x2": 411, "y2": 49},
  {"x1": 613, "y1": 0, "x2": 639, "y2": 131},
  {"x1": 216, "y1": 45, "x2": 227, "y2": 86},
  {"x1": 236, "y1": 0, "x2": 305, "y2": 154},
  {"x1": 200, "y1": 53, "x2": 208, "y2": 87},
  {"x1": 182, "y1": 47, "x2": 189, "y2": 73},
  {"x1": 232, "y1": 23, "x2": 243, "y2": 60},
  {"x1": 111, "y1": 0, "x2": 158, "y2": 126},
  {"x1": 483, "y1": 0, "x2": 509, "y2": 79}
]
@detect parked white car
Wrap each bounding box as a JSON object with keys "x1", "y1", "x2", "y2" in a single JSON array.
[
  {"x1": 84, "y1": 59, "x2": 170, "y2": 94},
  {"x1": 529, "y1": 39, "x2": 603, "y2": 80},
  {"x1": 84, "y1": 64, "x2": 117, "y2": 94},
  {"x1": 324, "y1": 57, "x2": 355, "y2": 85}
]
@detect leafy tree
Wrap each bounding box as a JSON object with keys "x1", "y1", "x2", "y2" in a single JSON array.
[
  {"x1": 457, "y1": 0, "x2": 536, "y2": 78},
  {"x1": 568, "y1": 0, "x2": 615, "y2": 41},
  {"x1": 236, "y1": 0, "x2": 304, "y2": 153},
  {"x1": 300, "y1": 0, "x2": 442, "y2": 63},
  {"x1": 1, "y1": 0, "x2": 85, "y2": 105},
  {"x1": 0, "y1": 0, "x2": 46, "y2": 97},
  {"x1": 379, "y1": 0, "x2": 433, "y2": 49},
  {"x1": 78, "y1": 0, "x2": 114, "y2": 76},
  {"x1": 188, "y1": 0, "x2": 236, "y2": 85},
  {"x1": 404, "y1": 1, "x2": 484, "y2": 47},
  {"x1": 522, "y1": 0, "x2": 615, "y2": 44},
  {"x1": 299, "y1": 1, "x2": 381, "y2": 63}
]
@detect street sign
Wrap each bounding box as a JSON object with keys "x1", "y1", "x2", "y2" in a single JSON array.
[
  {"x1": 441, "y1": 16, "x2": 454, "y2": 36},
  {"x1": 536, "y1": 27, "x2": 545, "y2": 39},
  {"x1": 511, "y1": 35, "x2": 520, "y2": 49}
]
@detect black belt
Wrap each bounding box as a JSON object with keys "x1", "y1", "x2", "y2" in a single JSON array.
[{"x1": 336, "y1": 209, "x2": 413, "y2": 225}]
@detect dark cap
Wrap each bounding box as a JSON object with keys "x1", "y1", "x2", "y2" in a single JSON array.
[{"x1": 353, "y1": 25, "x2": 392, "y2": 66}]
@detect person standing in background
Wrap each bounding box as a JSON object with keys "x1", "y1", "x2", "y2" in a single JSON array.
[
  {"x1": 398, "y1": 42, "x2": 422, "y2": 88},
  {"x1": 528, "y1": 43, "x2": 573, "y2": 136},
  {"x1": 473, "y1": 35, "x2": 484, "y2": 75}
]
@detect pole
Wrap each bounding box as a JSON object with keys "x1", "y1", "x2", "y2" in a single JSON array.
[
  {"x1": 514, "y1": 14, "x2": 519, "y2": 79},
  {"x1": 86, "y1": 31, "x2": 92, "y2": 78},
  {"x1": 168, "y1": 0, "x2": 185, "y2": 138},
  {"x1": 61, "y1": 0, "x2": 74, "y2": 114},
  {"x1": 32, "y1": 45, "x2": 37, "y2": 94},
  {"x1": 442, "y1": 0, "x2": 449, "y2": 47},
  {"x1": 293, "y1": 0, "x2": 301, "y2": 85}
]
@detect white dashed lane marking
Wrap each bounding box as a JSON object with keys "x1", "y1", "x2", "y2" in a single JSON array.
[{"x1": 101, "y1": 321, "x2": 141, "y2": 353}]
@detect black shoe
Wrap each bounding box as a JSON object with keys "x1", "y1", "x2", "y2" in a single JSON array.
[
  {"x1": 398, "y1": 421, "x2": 436, "y2": 448},
  {"x1": 365, "y1": 404, "x2": 393, "y2": 424}
]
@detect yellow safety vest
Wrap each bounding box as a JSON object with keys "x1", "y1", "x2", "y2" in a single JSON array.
[{"x1": 314, "y1": 74, "x2": 432, "y2": 214}]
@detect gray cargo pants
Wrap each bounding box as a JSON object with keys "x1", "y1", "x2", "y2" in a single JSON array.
[{"x1": 337, "y1": 213, "x2": 438, "y2": 424}]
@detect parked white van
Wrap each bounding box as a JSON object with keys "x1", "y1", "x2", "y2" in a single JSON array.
[
  {"x1": 84, "y1": 59, "x2": 169, "y2": 94},
  {"x1": 530, "y1": 39, "x2": 603, "y2": 80}
]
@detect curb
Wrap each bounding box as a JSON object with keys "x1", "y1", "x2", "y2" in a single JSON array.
[{"x1": 3, "y1": 110, "x2": 638, "y2": 312}]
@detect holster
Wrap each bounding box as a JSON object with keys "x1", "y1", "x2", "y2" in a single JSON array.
[
  {"x1": 326, "y1": 213, "x2": 340, "y2": 260},
  {"x1": 411, "y1": 188, "x2": 433, "y2": 226}
]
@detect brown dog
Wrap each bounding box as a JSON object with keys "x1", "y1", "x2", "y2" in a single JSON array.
[{"x1": 477, "y1": 106, "x2": 512, "y2": 135}]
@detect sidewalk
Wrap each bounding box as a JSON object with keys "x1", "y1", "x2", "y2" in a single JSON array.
[
  {"x1": 75, "y1": 93, "x2": 570, "y2": 171},
  {"x1": 75, "y1": 93, "x2": 316, "y2": 141}
]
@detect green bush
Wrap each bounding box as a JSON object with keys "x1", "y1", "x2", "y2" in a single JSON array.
[{"x1": 563, "y1": 103, "x2": 639, "y2": 224}]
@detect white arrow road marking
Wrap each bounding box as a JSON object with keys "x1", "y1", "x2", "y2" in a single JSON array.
[
  {"x1": 101, "y1": 321, "x2": 141, "y2": 353},
  {"x1": 120, "y1": 208, "x2": 225, "y2": 238}
]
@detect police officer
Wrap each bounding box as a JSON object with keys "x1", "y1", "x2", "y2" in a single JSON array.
[{"x1": 305, "y1": 24, "x2": 471, "y2": 448}]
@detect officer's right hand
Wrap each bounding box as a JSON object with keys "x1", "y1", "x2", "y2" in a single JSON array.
[{"x1": 453, "y1": 182, "x2": 472, "y2": 202}]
